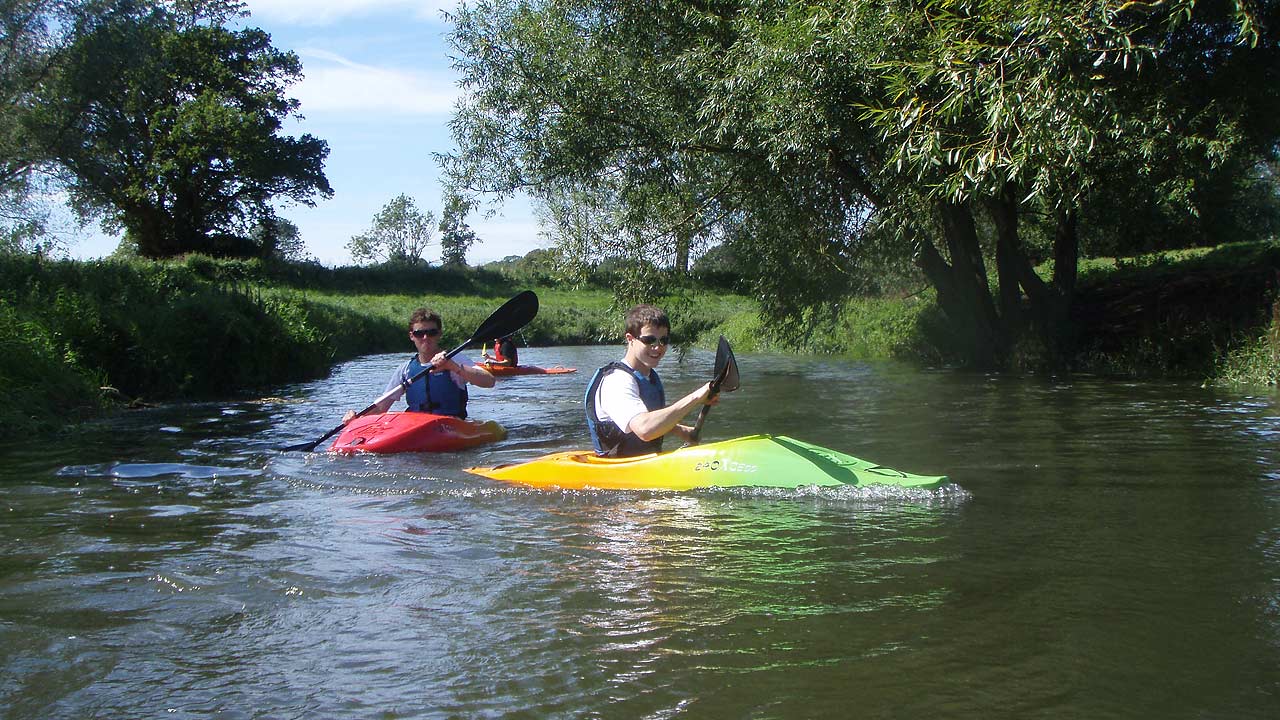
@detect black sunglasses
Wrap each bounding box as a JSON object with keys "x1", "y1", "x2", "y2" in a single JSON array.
[
  {"x1": 635, "y1": 334, "x2": 671, "y2": 347},
  {"x1": 411, "y1": 327, "x2": 442, "y2": 338}
]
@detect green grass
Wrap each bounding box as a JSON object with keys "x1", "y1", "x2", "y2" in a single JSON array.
[
  {"x1": 268, "y1": 285, "x2": 743, "y2": 350},
  {"x1": 1213, "y1": 299, "x2": 1280, "y2": 388}
]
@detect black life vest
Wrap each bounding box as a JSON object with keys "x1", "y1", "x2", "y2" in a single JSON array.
[{"x1": 584, "y1": 361, "x2": 666, "y2": 457}]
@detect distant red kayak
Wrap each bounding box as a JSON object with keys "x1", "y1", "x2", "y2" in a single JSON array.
[
  {"x1": 480, "y1": 362, "x2": 578, "y2": 377},
  {"x1": 329, "y1": 412, "x2": 506, "y2": 453}
]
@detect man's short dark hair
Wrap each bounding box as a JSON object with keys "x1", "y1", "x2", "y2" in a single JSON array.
[
  {"x1": 625, "y1": 304, "x2": 669, "y2": 337},
  {"x1": 409, "y1": 307, "x2": 442, "y2": 330}
]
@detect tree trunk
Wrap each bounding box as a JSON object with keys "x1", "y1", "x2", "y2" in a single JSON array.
[
  {"x1": 127, "y1": 205, "x2": 178, "y2": 258},
  {"x1": 919, "y1": 201, "x2": 1003, "y2": 369},
  {"x1": 1048, "y1": 207, "x2": 1080, "y2": 358},
  {"x1": 675, "y1": 229, "x2": 690, "y2": 275},
  {"x1": 988, "y1": 185, "x2": 1069, "y2": 363},
  {"x1": 988, "y1": 187, "x2": 1024, "y2": 334}
]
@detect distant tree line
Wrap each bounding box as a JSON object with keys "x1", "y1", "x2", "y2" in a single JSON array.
[
  {"x1": 444, "y1": 0, "x2": 1280, "y2": 369},
  {"x1": 480, "y1": 244, "x2": 750, "y2": 297}
]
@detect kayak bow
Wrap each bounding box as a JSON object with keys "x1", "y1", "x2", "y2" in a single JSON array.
[
  {"x1": 466, "y1": 434, "x2": 946, "y2": 490},
  {"x1": 330, "y1": 412, "x2": 506, "y2": 454}
]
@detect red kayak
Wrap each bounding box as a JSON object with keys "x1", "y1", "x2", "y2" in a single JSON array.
[
  {"x1": 480, "y1": 362, "x2": 577, "y2": 377},
  {"x1": 329, "y1": 412, "x2": 506, "y2": 454}
]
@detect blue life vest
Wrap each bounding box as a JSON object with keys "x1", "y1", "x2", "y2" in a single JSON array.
[
  {"x1": 392, "y1": 356, "x2": 469, "y2": 418},
  {"x1": 585, "y1": 361, "x2": 665, "y2": 457}
]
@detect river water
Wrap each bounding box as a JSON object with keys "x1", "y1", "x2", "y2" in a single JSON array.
[{"x1": 2, "y1": 345, "x2": 1278, "y2": 718}]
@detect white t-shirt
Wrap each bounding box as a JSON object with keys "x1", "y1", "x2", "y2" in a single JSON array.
[{"x1": 594, "y1": 366, "x2": 650, "y2": 435}]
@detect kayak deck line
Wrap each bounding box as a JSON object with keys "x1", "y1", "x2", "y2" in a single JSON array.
[
  {"x1": 466, "y1": 434, "x2": 947, "y2": 491},
  {"x1": 480, "y1": 362, "x2": 578, "y2": 377}
]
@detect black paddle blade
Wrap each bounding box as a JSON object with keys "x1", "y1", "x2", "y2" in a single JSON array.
[
  {"x1": 713, "y1": 335, "x2": 740, "y2": 393},
  {"x1": 687, "y1": 335, "x2": 740, "y2": 445},
  {"x1": 471, "y1": 290, "x2": 539, "y2": 348}
]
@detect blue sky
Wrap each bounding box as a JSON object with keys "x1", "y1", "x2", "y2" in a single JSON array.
[{"x1": 70, "y1": 0, "x2": 540, "y2": 266}]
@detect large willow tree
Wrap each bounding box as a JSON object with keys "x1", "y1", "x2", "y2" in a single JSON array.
[{"x1": 445, "y1": 0, "x2": 1279, "y2": 368}]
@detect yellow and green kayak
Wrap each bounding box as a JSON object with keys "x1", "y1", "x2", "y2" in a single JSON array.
[{"x1": 466, "y1": 434, "x2": 947, "y2": 491}]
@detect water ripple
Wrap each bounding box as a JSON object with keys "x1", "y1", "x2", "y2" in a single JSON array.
[{"x1": 4, "y1": 349, "x2": 1279, "y2": 718}]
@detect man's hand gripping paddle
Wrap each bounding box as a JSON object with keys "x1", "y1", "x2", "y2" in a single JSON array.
[{"x1": 687, "y1": 335, "x2": 739, "y2": 445}]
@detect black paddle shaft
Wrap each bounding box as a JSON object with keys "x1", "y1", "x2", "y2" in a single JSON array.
[
  {"x1": 688, "y1": 335, "x2": 739, "y2": 445},
  {"x1": 278, "y1": 291, "x2": 539, "y2": 452}
]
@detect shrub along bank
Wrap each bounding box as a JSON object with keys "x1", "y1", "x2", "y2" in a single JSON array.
[{"x1": 0, "y1": 255, "x2": 334, "y2": 435}]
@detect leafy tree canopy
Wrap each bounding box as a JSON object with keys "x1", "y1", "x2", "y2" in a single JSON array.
[
  {"x1": 25, "y1": 0, "x2": 332, "y2": 258},
  {"x1": 438, "y1": 191, "x2": 479, "y2": 267},
  {"x1": 445, "y1": 0, "x2": 1279, "y2": 367}
]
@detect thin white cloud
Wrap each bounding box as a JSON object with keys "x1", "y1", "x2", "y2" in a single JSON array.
[
  {"x1": 245, "y1": 0, "x2": 456, "y2": 25},
  {"x1": 292, "y1": 48, "x2": 458, "y2": 116}
]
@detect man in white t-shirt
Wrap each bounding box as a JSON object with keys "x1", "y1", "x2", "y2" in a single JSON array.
[{"x1": 584, "y1": 304, "x2": 718, "y2": 457}]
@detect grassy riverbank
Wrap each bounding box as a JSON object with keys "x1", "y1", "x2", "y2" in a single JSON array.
[
  {"x1": 0, "y1": 254, "x2": 756, "y2": 435},
  {"x1": 2, "y1": 240, "x2": 1276, "y2": 437},
  {"x1": 776, "y1": 240, "x2": 1280, "y2": 386},
  {"x1": 1069, "y1": 241, "x2": 1279, "y2": 384}
]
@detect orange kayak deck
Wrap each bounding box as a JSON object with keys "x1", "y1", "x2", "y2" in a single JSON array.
[{"x1": 481, "y1": 362, "x2": 577, "y2": 377}]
